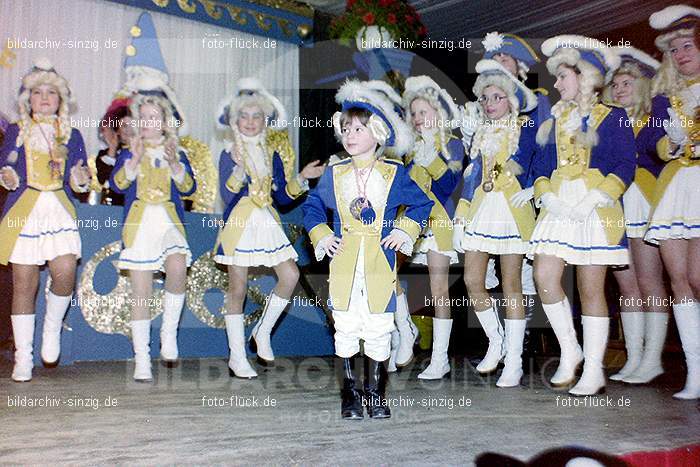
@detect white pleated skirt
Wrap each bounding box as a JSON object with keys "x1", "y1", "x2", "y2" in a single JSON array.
[
  {"x1": 117, "y1": 204, "x2": 191, "y2": 271},
  {"x1": 458, "y1": 191, "x2": 529, "y2": 255},
  {"x1": 645, "y1": 165, "x2": 700, "y2": 243},
  {"x1": 528, "y1": 178, "x2": 628, "y2": 265},
  {"x1": 411, "y1": 227, "x2": 458, "y2": 265},
  {"x1": 622, "y1": 182, "x2": 651, "y2": 239},
  {"x1": 214, "y1": 206, "x2": 297, "y2": 267},
  {"x1": 9, "y1": 191, "x2": 81, "y2": 265}
]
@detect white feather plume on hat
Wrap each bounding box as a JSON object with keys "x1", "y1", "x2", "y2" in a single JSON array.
[{"x1": 649, "y1": 4, "x2": 699, "y2": 51}]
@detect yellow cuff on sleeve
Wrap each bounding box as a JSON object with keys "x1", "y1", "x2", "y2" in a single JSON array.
[
  {"x1": 113, "y1": 166, "x2": 132, "y2": 190},
  {"x1": 308, "y1": 223, "x2": 334, "y2": 249},
  {"x1": 455, "y1": 199, "x2": 471, "y2": 219},
  {"x1": 285, "y1": 177, "x2": 304, "y2": 199},
  {"x1": 656, "y1": 136, "x2": 673, "y2": 162},
  {"x1": 596, "y1": 173, "x2": 627, "y2": 200},
  {"x1": 533, "y1": 176, "x2": 552, "y2": 200},
  {"x1": 225, "y1": 172, "x2": 245, "y2": 194},
  {"x1": 425, "y1": 155, "x2": 448, "y2": 180},
  {"x1": 394, "y1": 216, "x2": 422, "y2": 242},
  {"x1": 175, "y1": 171, "x2": 194, "y2": 194}
]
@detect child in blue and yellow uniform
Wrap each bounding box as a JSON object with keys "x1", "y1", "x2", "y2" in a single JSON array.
[
  {"x1": 0, "y1": 59, "x2": 90, "y2": 382},
  {"x1": 453, "y1": 59, "x2": 538, "y2": 387},
  {"x1": 473, "y1": 31, "x2": 553, "y2": 345},
  {"x1": 604, "y1": 47, "x2": 672, "y2": 386},
  {"x1": 214, "y1": 78, "x2": 324, "y2": 378},
  {"x1": 393, "y1": 76, "x2": 464, "y2": 380},
  {"x1": 529, "y1": 36, "x2": 636, "y2": 396},
  {"x1": 303, "y1": 80, "x2": 433, "y2": 419},
  {"x1": 111, "y1": 93, "x2": 196, "y2": 382},
  {"x1": 642, "y1": 4, "x2": 700, "y2": 400}
]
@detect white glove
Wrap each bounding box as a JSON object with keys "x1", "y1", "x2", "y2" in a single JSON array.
[
  {"x1": 571, "y1": 189, "x2": 611, "y2": 221},
  {"x1": 315, "y1": 234, "x2": 343, "y2": 261},
  {"x1": 452, "y1": 220, "x2": 466, "y2": 253},
  {"x1": 664, "y1": 107, "x2": 687, "y2": 146},
  {"x1": 0, "y1": 166, "x2": 20, "y2": 191},
  {"x1": 509, "y1": 187, "x2": 534, "y2": 208},
  {"x1": 459, "y1": 102, "x2": 480, "y2": 138},
  {"x1": 414, "y1": 131, "x2": 438, "y2": 167},
  {"x1": 539, "y1": 192, "x2": 573, "y2": 219}
]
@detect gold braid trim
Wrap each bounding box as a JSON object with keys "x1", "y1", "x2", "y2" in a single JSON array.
[{"x1": 179, "y1": 135, "x2": 217, "y2": 213}]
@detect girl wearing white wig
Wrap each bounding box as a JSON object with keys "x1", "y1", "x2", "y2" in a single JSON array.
[
  {"x1": 642, "y1": 4, "x2": 700, "y2": 400},
  {"x1": 110, "y1": 93, "x2": 196, "y2": 381},
  {"x1": 214, "y1": 78, "x2": 324, "y2": 378},
  {"x1": 529, "y1": 36, "x2": 636, "y2": 396},
  {"x1": 479, "y1": 31, "x2": 553, "y2": 350},
  {"x1": 0, "y1": 59, "x2": 90, "y2": 382},
  {"x1": 603, "y1": 47, "x2": 672, "y2": 386},
  {"x1": 390, "y1": 76, "x2": 464, "y2": 380},
  {"x1": 453, "y1": 60, "x2": 538, "y2": 387}
]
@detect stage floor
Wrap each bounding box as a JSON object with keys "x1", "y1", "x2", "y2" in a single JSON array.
[{"x1": 1, "y1": 353, "x2": 698, "y2": 465}]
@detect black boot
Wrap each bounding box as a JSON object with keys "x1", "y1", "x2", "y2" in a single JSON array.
[
  {"x1": 363, "y1": 357, "x2": 391, "y2": 419},
  {"x1": 341, "y1": 357, "x2": 363, "y2": 420}
]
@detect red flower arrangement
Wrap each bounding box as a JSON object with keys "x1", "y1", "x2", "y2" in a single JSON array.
[{"x1": 330, "y1": 0, "x2": 427, "y2": 45}]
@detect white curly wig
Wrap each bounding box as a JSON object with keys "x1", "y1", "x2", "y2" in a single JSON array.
[
  {"x1": 17, "y1": 57, "x2": 75, "y2": 140},
  {"x1": 130, "y1": 93, "x2": 178, "y2": 142}
]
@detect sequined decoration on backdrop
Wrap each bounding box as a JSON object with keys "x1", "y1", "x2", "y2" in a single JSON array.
[
  {"x1": 73, "y1": 241, "x2": 164, "y2": 338},
  {"x1": 182, "y1": 251, "x2": 267, "y2": 328},
  {"x1": 77, "y1": 223, "x2": 317, "y2": 334},
  {"x1": 179, "y1": 136, "x2": 217, "y2": 213}
]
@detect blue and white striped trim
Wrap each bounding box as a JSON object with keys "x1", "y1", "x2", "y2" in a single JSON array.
[
  {"x1": 529, "y1": 238, "x2": 626, "y2": 251},
  {"x1": 465, "y1": 231, "x2": 523, "y2": 241},
  {"x1": 646, "y1": 222, "x2": 700, "y2": 233},
  {"x1": 118, "y1": 245, "x2": 190, "y2": 265},
  {"x1": 234, "y1": 243, "x2": 294, "y2": 254},
  {"x1": 18, "y1": 227, "x2": 79, "y2": 238}
]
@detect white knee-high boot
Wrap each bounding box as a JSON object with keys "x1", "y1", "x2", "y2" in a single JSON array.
[
  {"x1": 41, "y1": 291, "x2": 72, "y2": 365},
  {"x1": 226, "y1": 314, "x2": 257, "y2": 379},
  {"x1": 622, "y1": 312, "x2": 668, "y2": 384},
  {"x1": 474, "y1": 305, "x2": 504, "y2": 373},
  {"x1": 672, "y1": 302, "x2": 700, "y2": 400},
  {"x1": 394, "y1": 293, "x2": 418, "y2": 367},
  {"x1": 251, "y1": 293, "x2": 289, "y2": 364},
  {"x1": 541, "y1": 298, "x2": 583, "y2": 386},
  {"x1": 497, "y1": 319, "x2": 526, "y2": 387},
  {"x1": 11, "y1": 314, "x2": 35, "y2": 382},
  {"x1": 417, "y1": 318, "x2": 452, "y2": 380},
  {"x1": 569, "y1": 316, "x2": 609, "y2": 396},
  {"x1": 131, "y1": 320, "x2": 153, "y2": 382},
  {"x1": 610, "y1": 311, "x2": 644, "y2": 381},
  {"x1": 160, "y1": 291, "x2": 185, "y2": 361}
]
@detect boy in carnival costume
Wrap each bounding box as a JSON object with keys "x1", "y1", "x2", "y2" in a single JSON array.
[{"x1": 303, "y1": 80, "x2": 433, "y2": 419}]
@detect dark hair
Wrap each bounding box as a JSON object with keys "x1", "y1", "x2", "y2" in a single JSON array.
[{"x1": 340, "y1": 107, "x2": 372, "y2": 128}]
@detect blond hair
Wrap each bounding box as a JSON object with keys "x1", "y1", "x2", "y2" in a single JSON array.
[{"x1": 604, "y1": 63, "x2": 653, "y2": 121}]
